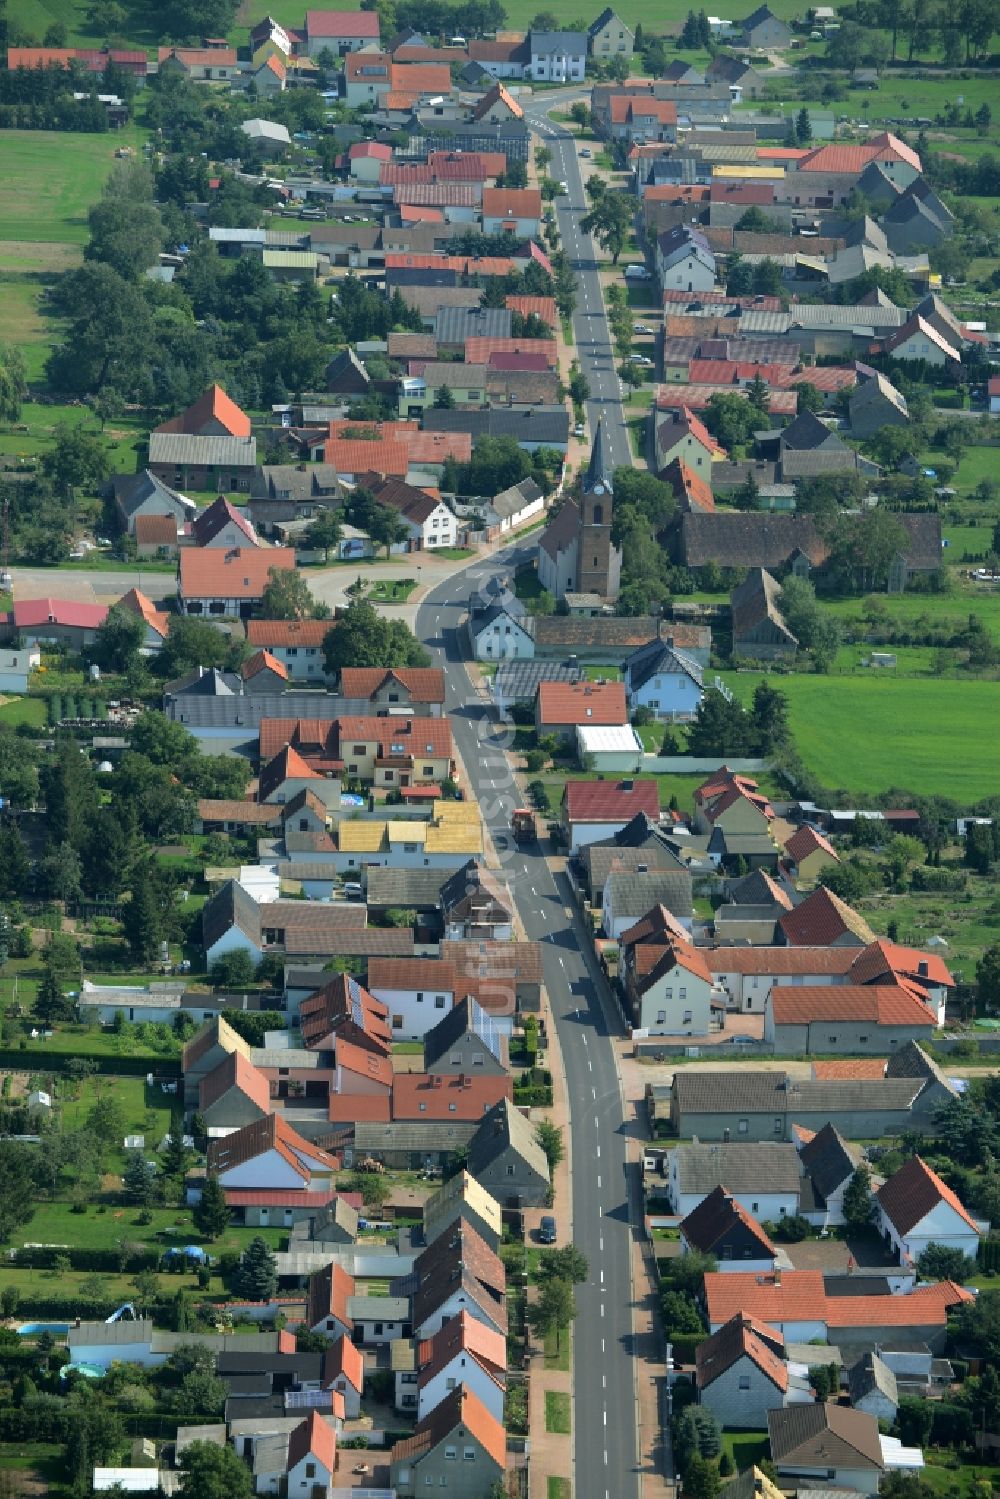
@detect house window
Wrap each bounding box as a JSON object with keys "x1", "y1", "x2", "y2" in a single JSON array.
[
  {"x1": 464, "y1": 1448, "x2": 476, "y2": 1461},
  {"x1": 436, "y1": 995, "x2": 446, "y2": 1008},
  {"x1": 738, "y1": 1119, "x2": 749, "y2": 1133},
  {"x1": 392, "y1": 1014, "x2": 404, "y2": 1029},
  {"x1": 444, "y1": 1446, "x2": 457, "y2": 1460},
  {"x1": 305, "y1": 1464, "x2": 316, "y2": 1478},
  {"x1": 722, "y1": 1245, "x2": 733, "y2": 1260},
  {"x1": 828, "y1": 1034, "x2": 837, "y2": 1043},
  {"x1": 473, "y1": 1054, "x2": 484, "y2": 1065},
  {"x1": 738, "y1": 1375, "x2": 751, "y2": 1390},
  {"x1": 446, "y1": 1377, "x2": 457, "y2": 1390},
  {"x1": 679, "y1": 987, "x2": 686, "y2": 1000},
  {"x1": 656, "y1": 1010, "x2": 666, "y2": 1024},
  {"x1": 752, "y1": 1202, "x2": 759, "y2": 1213},
  {"x1": 682, "y1": 1010, "x2": 692, "y2": 1024},
  {"x1": 507, "y1": 1164, "x2": 515, "y2": 1175},
  {"x1": 774, "y1": 1118, "x2": 783, "y2": 1134},
  {"x1": 859, "y1": 1034, "x2": 868, "y2": 1043}
]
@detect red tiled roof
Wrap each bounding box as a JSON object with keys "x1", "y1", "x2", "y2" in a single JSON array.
[
  {"x1": 306, "y1": 1261, "x2": 355, "y2": 1331},
  {"x1": 389, "y1": 61, "x2": 452, "y2": 92},
  {"x1": 327, "y1": 1093, "x2": 392, "y2": 1123},
  {"x1": 158, "y1": 44, "x2": 237, "y2": 63},
  {"x1": 848, "y1": 939, "x2": 954, "y2": 992},
  {"x1": 339, "y1": 666, "x2": 445, "y2": 704},
  {"x1": 662, "y1": 458, "x2": 715, "y2": 513},
  {"x1": 134, "y1": 513, "x2": 179, "y2": 545},
  {"x1": 323, "y1": 1335, "x2": 364, "y2": 1393},
  {"x1": 306, "y1": 8, "x2": 380, "y2": 37},
  {"x1": 537, "y1": 680, "x2": 628, "y2": 727},
  {"x1": 335, "y1": 1036, "x2": 393, "y2": 1089},
  {"x1": 876, "y1": 1154, "x2": 979, "y2": 1237},
  {"x1": 223, "y1": 1188, "x2": 340, "y2": 1207},
  {"x1": 707, "y1": 947, "x2": 856, "y2": 977},
  {"x1": 119, "y1": 587, "x2": 171, "y2": 639},
  {"x1": 258, "y1": 744, "x2": 320, "y2": 801},
  {"x1": 505, "y1": 294, "x2": 557, "y2": 325},
  {"x1": 368, "y1": 956, "x2": 455, "y2": 995},
  {"x1": 13, "y1": 598, "x2": 108, "y2": 630},
  {"x1": 704, "y1": 1270, "x2": 826, "y2": 1327},
  {"x1": 563, "y1": 779, "x2": 659, "y2": 824},
  {"x1": 391, "y1": 1072, "x2": 511, "y2": 1121},
  {"x1": 350, "y1": 141, "x2": 392, "y2": 161},
  {"x1": 400, "y1": 204, "x2": 444, "y2": 223},
  {"x1": 325, "y1": 438, "x2": 411, "y2": 477},
  {"x1": 416, "y1": 1310, "x2": 506, "y2": 1391},
  {"x1": 797, "y1": 132, "x2": 921, "y2": 173},
  {"x1": 826, "y1": 1281, "x2": 973, "y2": 1328},
  {"x1": 770, "y1": 984, "x2": 936, "y2": 1028},
  {"x1": 466, "y1": 338, "x2": 557, "y2": 367},
  {"x1": 243, "y1": 649, "x2": 288, "y2": 682},
  {"x1": 390, "y1": 1386, "x2": 506, "y2": 1468},
  {"x1": 696, "y1": 1312, "x2": 788, "y2": 1393},
  {"x1": 784, "y1": 823, "x2": 838, "y2": 865},
  {"x1": 287, "y1": 1411, "x2": 336, "y2": 1475},
  {"x1": 178, "y1": 547, "x2": 295, "y2": 601},
  {"x1": 811, "y1": 1059, "x2": 887, "y2": 1079}
]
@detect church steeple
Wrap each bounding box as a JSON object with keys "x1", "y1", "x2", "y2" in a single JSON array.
[
  {"x1": 576, "y1": 420, "x2": 621, "y2": 601},
  {"x1": 584, "y1": 419, "x2": 614, "y2": 497}
]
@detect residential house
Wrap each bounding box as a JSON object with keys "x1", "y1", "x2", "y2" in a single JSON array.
[
  {"x1": 621, "y1": 927, "x2": 716, "y2": 1034},
  {"x1": 849, "y1": 1352, "x2": 898, "y2": 1421},
  {"x1": 304, "y1": 1262, "x2": 354, "y2": 1342},
  {"x1": 655, "y1": 406, "x2": 725, "y2": 477},
  {"x1": 662, "y1": 457, "x2": 716, "y2": 514},
  {"x1": 157, "y1": 45, "x2": 238, "y2": 79},
  {"x1": 697, "y1": 1316, "x2": 809, "y2": 1428},
  {"x1": 348, "y1": 140, "x2": 392, "y2": 181},
  {"x1": 588, "y1": 8, "x2": 634, "y2": 56},
  {"x1": 206, "y1": 1113, "x2": 337, "y2": 1204},
  {"x1": 562, "y1": 777, "x2": 661, "y2": 852},
  {"x1": 482, "y1": 187, "x2": 543, "y2": 238},
  {"x1": 694, "y1": 767, "x2": 773, "y2": 838},
  {"x1": 0, "y1": 644, "x2": 40, "y2": 694},
  {"x1": 668, "y1": 1142, "x2": 804, "y2": 1221},
  {"x1": 603, "y1": 869, "x2": 695, "y2": 939},
  {"x1": 302, "y1": 8, "x2": 381, "y2": 55},
  {"x1": 199, "y1": 1050, "x2": 272, "y2": 1131},
  {"x1": 611, "y1": 97, "x2": 678, "y2": 146},
  {"x1": 423, "y1": 1171, "x2": 503, "y2": 1254},
  {"x1": 466, "y1": 1096, "x2": 551, "y2": 1208},
  {"x1": 338, "y1": 667, "x2": 445, "y2": 716},
  {"x1": 190, "y1": 495, "x2": 261, "y2": 549},
  {"x1": 779, "y1": 886, "x2": 876, "y2": 947},
  {"x1": 480, "y1": 477, "x2": 546, "y2": 537},
  {"x1": 245, "y1": 619, "x2": 329, "y2": 681},
  {"x1": 681, "y1": 1186, "x2": 778, "y2": 1271},
  {"x1": 740, "y1": 7, "x2": 793, "y2": 48},
  {"x1": 535, "y1": 680, "x2": 628, "y2": 741},
  {"x1": 623, "y1": 635, "x2": 705, "y2": 719},
  {"x1": 201, "y1": 879, "x2": 371, "y2": 968},
  {"x1": 404, "y1": 1221, "x2": 507, "y2": 1340},
  {"x1": 466, "y1": 586, "x2": 534, "y2": 661},
  {"x1": 468, "y1": 39, "x2": 529, "y2": 79},
  {"x1": 882, "y1": 192, "x2": 949, "y2": 255},
  {"x1": 247, "y1": 465, "x2": 342, "y2": 538},
  {"x1": 526, "y1": 30, "x2": 587, "y2": 82},
  {"x1": 875, "y1": 1154, "x2": 982, "y2": 1265},
  {"x1": 796, "y1": 1122, "x2": 860, "y2": 1227},
  {"x1": 849, "y1": 370, "x2": 909, "y2": 438},
  {"x1": 112, "y1": 469, "x2": 196, "y2": 536},
  {"x1": 764, "y1": 985, "x2": 938, "y2": 1053},
  {"x1": 367, "y1": 477, "x2": 458, "y2": 550},
  {"x1": 134, "y1": 514, "x2": 179, "y2": 558},
  {"x1": 882, "y1": 314, "x2": 961, "y2": 369},
  {"x1": 471, "y1": 81, "x2": 525, "y2": 122},
  {"x1": 731, "y1": 568, "x2": 798, "y2": 661},
  {"x1": 706, "y1": 945, "x2": 857, "y2": 1015},
  {"x1": 666, "y1": 1067, "x2": 942, "y2": 1142},
  {"x1": 768, "y1": 1404, "x2": 884, "y2": 1494},
  {"x1": 181, "y1": 1015, "x2": 251, "y2": 1107},
  {"x1": 285, "y1": 1411, "x2": 336, "y2": 1498},
  {"x1": 655, "y1": 225, "x2": 716, "y2": 292},
  {"x1": 297, "y1": 973, "x2": 391, "y2": 1052},
  {"x1": 177, "y1": 547, "x2": 295, "y2": 619},
  {"x1": 0, "y1": 599, "x2": 107, "y2": 651},
  {"x1": 251, "y1": 53, "x2": 286, "y2": 92},
  {"x1": 257, "y1": 714, "x2": 454, "y2": 792},
  {"x1": 784, "y1": 824, "x2": 839, "y2": 883},
  {"x1": 414, "y1": 1312, "x2": 506, "y2": 1426},
  {"x1": 674, "y1": 511, "x2": 829, "y2": 576},
  {"x1": 440, "y1": 864, "x2": 514, "y2": 942},
  {"x1": 423, "y1": 996, "x2": 508, "y2": 1077},
  {"x1": 323, "y1": 1337, "x2": 364, "y2": 1419},
  {"x1": 149, "y1": 384, "x2": 256, "y2": 490},
  {"x1": 390, "y1": 1386, "x2": 506, "y2": 1498},
  {"x1": 706, "y1": 53, "x2": 768, "y2": 98}
]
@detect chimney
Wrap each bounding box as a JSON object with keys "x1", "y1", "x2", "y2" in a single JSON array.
[{"x1": 773, "y1": 1267, "x2": 781, "y2": 1286}]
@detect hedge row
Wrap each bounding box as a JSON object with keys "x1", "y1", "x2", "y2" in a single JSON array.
[
  {"x1": 7, "y1": 1296, "x2": 171, "y2": 1321},
  {"x1": 0, "y1": 1048, "x2": 180, "y2": 1078},
  {"x1": 12, "y1": 1246, "x2": 161, "y2": 1273}
]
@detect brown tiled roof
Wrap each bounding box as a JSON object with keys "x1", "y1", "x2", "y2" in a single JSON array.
[
  {"x1": 335, "y1": 1037, "x2": 393, "y2": 1089},
  {"x1": 876, "y1": 1154, "x2": 979, "y2": 1237},
  {"x1": 696, "y1": 1313, "x2": 788, "y2": 1392},
  {"x1": 768, "y1": 1403, "x2": 884, "y2": 1471},
  {"x1": 412, "y1": 1221, "x2": 506, "y2": 1334},
  {"x1": 784, "y1": 823, "x2": 838, "y2": 865},
  {"x1": 620, "y1": 903, "x2": 691, "y2": 950},
  {"x1": 208, "y1": 1112, "x2": 335, "y2": 1179},
  {"x1": 339, "y1": 667, "x2": 445, "y2": 703},
  {"x1": 707, "y1": 947, "x2": 856, "y2": 977},
  {"x1": 299, "y1": 974, "x2": 391, "y2": 1053},
  {"x1": 779, "y1": 886, "x2": 875, "y2": 947},
  {"x1": 197, "y1": 798, "x2": 277, "y2": 826},
  {"x1": 564, "y1": 779, "x2": 660, "y2": 823},
  {"x1": 770, "y1": 984, "x2": 936, "y2": 1028},
  {"x1": 537, "y1": 680, "x2": 628, "y2": 726},
  {"x1": 811, "y1": 1059, "x2": 887, "y2": 1079},
  {"x1": 367, "y1": 956, "x2": 455, "y2": 995},
  {"x1": 178, "y1": 547, "x2": 295, "y2": 601},
  {"x1": 134, "y1": 513, "x2": 178, "y2": 545},
  {"x1": 681, "y1": 1185, "x2": 776, "y2": 1258}
]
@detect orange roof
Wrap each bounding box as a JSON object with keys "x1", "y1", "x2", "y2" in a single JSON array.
[
  {"x1": 663, "y1": 457, "x2": 715, "y2": 513},
  {"x1": 390, "y1": 61, "x2": 452, "y2": 92},
  {"x1": 400, "y1": 204, "x2": 444, "y2": 223},
  {"x1": 408, "y1": 430, "x2": 472, "y2": 463},
  {"x1": 258, "y1": 743, "x2": 320, "y2": 800},
  {"x1": 707, "y1": 948, "x2": 856, "y2": 977},
  {"x1": 634, "y1": 937, "x2": 714, "y2": 990},
  {"x1": 784, "y1": 823, "x2": 839, "y2": 866},
  {"x1": 287, "y1": 1411, "x2": 336, "y2": 1475},
  {"x1": 243, "y1": 649, "x2": 288, "y2": 682},
  {"x1": 339, "y1": 666, "x2": 444, "y2": 703},
  {"x1": 417, "y1": 1310, "x2": 506, "y2": 1391},
  {"x1": 327, "y1": 1093, "x2": 392, "y2": 1124},
  {"x1": 472, "y1": 81, "x2": 523, "y2": 120},
  {"x1": 482, "y1": 187, "x2": 542, "y2": 220},
  {"x1": 118, "y1": 586, "x2": 170, "y2": 639},
  {"x1": 261, "y1": 53, "x2": 286, "y2": 77},
  {"x1": 391, "y1": 1386, "x2": 506, "y2": 1468},
  {"x1": 155, "y1": 383, "x2": 251, "y2": 438},
  {"x1": 769, "y1": 984, "x2": 936, "y2": 1028},
  {"x1": 811, "y1": 1059, "x2": 888, "y2": 1080},
  {"x1": 323, "y1": 1335, "x2": 364, "y2": 1394},
  {"x1": 199, "y1": 1050, "x2": 272, "y2": 1115},
  {"x1": 704, "y1": 1270, "x2": 826, "y2": 1328},
  {"x1": 325, "y1": 438, "x2": 410, "y2": 477},
  {"x1": 826, "y1": 1281, "x2": 973, "y2": 1328},
  {"x1": 797, "y1": 132, "x2": 921, "y2": 174},
  {"x1": 537, "y1": 680, "x2": 628, "y2": 727},
  {"x1": 391, "y1": 1072, "x2": 511, "y2": 1121},
  {"x1": 335, "y1": 1037, "x2": 393, "y2": 1090},
  {"x1": 247, "y1": 619, "x2": 330, "y2": 649},
  {"x1": 178, "y1": 546, "x2": 294, "y2": 601},
  {"x1": 306, "y1": 1261, "x2": 354, "y2": 1331},
  {"x1": 506, "y1": 294, "x2": 557, "y2": 326},
  {"x1": 208, "y1": 1112, "x2": 336, "y2": 1180},
  {"x1": 876, "y1": 1155, "x2": 979, "y2": 1238},
  {"x1": 848, "y1": 939, "x2": 954, "y2": 992}
]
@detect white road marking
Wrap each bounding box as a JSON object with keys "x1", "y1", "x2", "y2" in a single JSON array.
[
  {"x1": 591, "y1": 1088, "x2": 596, "y2": 1100},
  {"x1": 596, "y1": 1145, "x2": 601, "y2": 1158},
  {"x1": 602, "y1": 1339, "x2": 605, "y2": 1352},
  {"x1": 600, "y1": 1236, "x2": 604, "y2": 1251},
  {"x1": 588, "y1": 1058, "x2": 593, "y2": 1071},
  {"x1": 600, "y1": 1303, "x2": 605, "y2": 1317},
  {"x1": 604, "y1": 1409, "x2": 608, "y2": 1426},
  {"x1": 597, "y1": 1174, "x2": 601, "y2": 1187}
]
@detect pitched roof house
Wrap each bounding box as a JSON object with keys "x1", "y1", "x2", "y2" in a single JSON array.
[
  {"x1": 875, "y1": 1155, "x2": 982, "y2": 1266},
  {"x1": 779, "y1": 886, "x2": 875, "y2": 947},
  {"x1": 765, "y1": 984, "x2": 938, "y2": 1054},
  {"x1": 767, "y1": 1403, "x2": 884, "y2": 1492},
  {"x1": 415, "y1": 1310, "x2": 507, "y2": 1424},
  {"x1": 696, "y1": 1314, "x2": 810, "y2": 1428},
  {"x1": 198, "y1": 1050, "x2": 272, "y2": 1129},
  {"x1": 390, "y1": 1386, "x2": 505, "y2": 1497},
  {"x1": 680, "y1": 1185, "x2": 778, "y2": 1269},
  {"x1": 731, "y1": 568, "x2": 798, "y2": 662},
  {"x1": 466, "y1": 1097, "x2": 550, "y2": 1209}
]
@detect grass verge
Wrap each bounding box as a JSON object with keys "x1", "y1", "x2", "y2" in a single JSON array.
[{"x1": 544, "y1": 1390, "x2": 571, "y2": 1434}]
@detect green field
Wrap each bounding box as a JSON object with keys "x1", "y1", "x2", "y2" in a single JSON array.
[
  {"x1": 0, "y1": 129, "x2": 147, "y2": 245},
  {"x1": 719, "y1": 672, "x2": 1000, "y2": 802}
]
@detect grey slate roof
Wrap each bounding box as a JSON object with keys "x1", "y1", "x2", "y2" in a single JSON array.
[
  {"x1": 467, "y1": 1097, "x2": 550, "y2": 1183},
  {"x1": 585, "y1": 419, "x2": 614, "y2": 495},
  {"x1": 798, "y1": 1123, "x2": 859, "y2": 1202},
  {"x1": 530, "y1": 29, "x2": 587, "y2": 55},
  {"x1": 422, "y1": 994, "x2": 505, "y2": 1070},
  {"x1": 166, "y1": 691, "x2": 346, "y2": 731},
  {"x1": 605, "y1": 869, "x2": 694, "y2": 921},
  {"x1": 365, "y1": 868, "x2": 449, "y2": 909},
  {"x1": 673, "y1": 1142, "x2": 802, "y2": 1194},
  {"x1": 423, "y1": 405, "x2": 568, "y2": 445},
  {"x1": 585, "y1": 843, "x2": 683, "y2": 895},
  {"x1": 113, "y1": 468, "x2": 196, "y2": 519},
  {"x1": 433, "y1": 305, "x2": 512, "y2": 345},
  {"x1": 626, "y1": 637, "x2": 703, "y2": 692},
  {"x1": 884, "y1": 1039, "x2": 958, "y2": 1096},
  {"x1": 673, "y1": 1070, "x2": 789, "y2": 1114},
  {"x1": 848, "y1": 1351, "x2": 898, "y2": 1409},
  {"x1": 148, "y1": 433, "x2": 257, "y2": 468},
  {"x1": 490, "y1": 476, "x2": 543, "y2": 520},
  {"x1": 493, "y1": 659, "x2": 582, "y2": 707}
]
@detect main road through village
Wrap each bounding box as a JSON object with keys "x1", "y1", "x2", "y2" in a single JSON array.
[{"x1": 413, "y1": 85, "x2": 644, "y2": 1474}]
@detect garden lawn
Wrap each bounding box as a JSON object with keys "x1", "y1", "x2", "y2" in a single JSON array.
[
  {"x1": 543, "y1": 1322, "x2": 570, "y2": 1371},
  {"x1": 721, "y1": 1431, "x2": 769, "y2": 1473},
  {"x1": 9, "y1": 1199, "x2": 287, "y2": 1257},
  {"x1": 918, "y1": 1458, "x2": 1000, "y2": 1498},
  {"x1": 544, "y1": 1391, "x2": 571, "y2": 1434},
  {"x1": 0, "y1": 697, "x2": 47, "y2": 727},
  {"x1": 718, "y1": 672, "x2": 1000, "y2": 802},
  {"x1": 547, "y1": 1480, "x2": 571, "y2": 1499}
]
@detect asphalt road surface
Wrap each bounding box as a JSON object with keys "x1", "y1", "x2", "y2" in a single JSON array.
[
  {"x1": 416, "y1": 550, "x2": 641, "y2": 1499},
  {"x1": 525, "y1": 95, "x2": 635, "y2": 473}
]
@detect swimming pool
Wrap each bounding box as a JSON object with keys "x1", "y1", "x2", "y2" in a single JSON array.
[{"x1": 17, "y1": 1322, "x2": 70, "y2": 1336}]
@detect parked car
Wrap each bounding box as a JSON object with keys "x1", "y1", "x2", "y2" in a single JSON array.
[
  {"x1": 538, "y1": 1215, "x2": 557, "y2": 1244},
  {"x1": 634, "y1": 323, "x2": 651, "y2": 333},
  {"x1": 580, "y1": 147, "x2": 591, "y2": 157},
  {"x1": 574, "y1": 422, "x2": 585, "y2": 437},
  {"x1": 624, "y1": 265, "x2": 651, "y2": 280}
]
